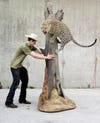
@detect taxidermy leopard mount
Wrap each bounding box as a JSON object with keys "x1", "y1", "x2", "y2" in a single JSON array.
[{"x1": 41, "y1": 18, "x2": 97, "y2": 53}]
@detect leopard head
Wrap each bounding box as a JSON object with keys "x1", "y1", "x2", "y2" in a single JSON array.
[{"x1": 41, "y1": 19, "x2": 56, "y2": 34}]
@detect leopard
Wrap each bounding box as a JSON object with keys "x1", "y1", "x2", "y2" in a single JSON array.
[{"x1": 41, "y1": 18, "x2": 97, "y2": 53}]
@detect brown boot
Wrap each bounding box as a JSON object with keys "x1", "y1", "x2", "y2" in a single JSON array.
[{"x1": 6, "y1": 103, "x2": 18, "y2": 108}]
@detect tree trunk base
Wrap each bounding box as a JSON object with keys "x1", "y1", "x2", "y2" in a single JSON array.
[{"x1": 38, "y1": 88, "x2": 76, "y2": 113}]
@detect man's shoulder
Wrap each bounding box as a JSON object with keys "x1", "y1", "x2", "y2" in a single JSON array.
[
  {"x1": 19, "y1": 43, "x2": 28, "y2": 49},
  {"x1": 19, "y1": 43, "x2": 31, "y2": 54}
]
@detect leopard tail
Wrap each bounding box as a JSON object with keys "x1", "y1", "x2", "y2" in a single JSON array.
[{"x1": 72, "y1": 38, "x2": 97, "y2": 48}]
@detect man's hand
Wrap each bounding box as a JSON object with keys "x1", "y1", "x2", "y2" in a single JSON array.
[{"x1": 46, "y1": 53, "x2": 55, "y2": 60}]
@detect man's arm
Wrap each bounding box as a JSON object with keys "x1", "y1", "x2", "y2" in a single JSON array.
[
  {"x1": 35, "y1": 48, "x2": 46, "y2": 55},
  {"x1": 29, "y1": 51, "x2": 55, "y2": 60},
  {"x1": 35, "y1": 48, "x2": 42, "y2": 54}
]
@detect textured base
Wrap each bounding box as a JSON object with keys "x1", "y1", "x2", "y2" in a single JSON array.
[{"x1": 38, "y1": 88, "x2": 76, "y2": 113}]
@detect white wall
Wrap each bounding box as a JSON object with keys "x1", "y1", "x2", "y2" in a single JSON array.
[{"x1": 0, "y1": 0, "x2": 100, "y2": 88}]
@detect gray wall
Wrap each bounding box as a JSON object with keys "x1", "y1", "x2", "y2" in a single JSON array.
[{"x1": 0, "y1": 0, "x2": 100, "y2": 88}]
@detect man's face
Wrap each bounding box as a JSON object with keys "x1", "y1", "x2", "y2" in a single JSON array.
[{"x1": 30, "y1": 39, "x2": 37, "y2": 46}]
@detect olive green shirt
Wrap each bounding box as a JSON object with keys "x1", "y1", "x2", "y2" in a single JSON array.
[{"x1": 11, "y1": 43, "x2": 37, "y2": 68}]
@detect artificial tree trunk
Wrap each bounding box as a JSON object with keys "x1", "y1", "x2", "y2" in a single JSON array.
[{"x1": 38, "y1": 1, "x2": 76, "y2": 112}]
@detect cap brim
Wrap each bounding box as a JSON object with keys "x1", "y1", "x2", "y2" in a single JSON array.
[{"x1": 25, "y1": 35, "x2": 38, "y2": 41}]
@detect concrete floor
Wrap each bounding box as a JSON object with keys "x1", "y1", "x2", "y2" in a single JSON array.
[{"x1": 0, "y1": 89, "x2": 100, "y2": 123}]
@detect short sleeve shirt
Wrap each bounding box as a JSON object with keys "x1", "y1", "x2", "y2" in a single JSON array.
[{"x1": 10, "y1": 43, "x2": 37, "y2": 68}]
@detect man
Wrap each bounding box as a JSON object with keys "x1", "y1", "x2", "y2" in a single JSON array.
[{"x1": 5, "y1": 33, "x2": 55, "y2": 108}]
